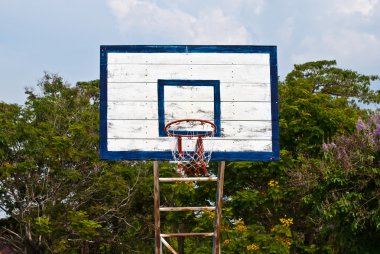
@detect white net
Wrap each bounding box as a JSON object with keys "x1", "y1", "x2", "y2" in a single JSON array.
[{"x1": 165, "y1": 120, "x2": 216, "y2": 176}]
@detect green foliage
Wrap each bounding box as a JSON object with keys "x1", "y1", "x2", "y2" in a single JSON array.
[
  {"x1": 221, "y1": 219, "x2": 293, "y2": 253},
  {"x1": 0, "y1": 60, "x2": 379, "y2": 253},
  {"x1": 34, "y1": 216, "x2": 52, "y2": 236},
  {"x1": 285, "y1": 60, "x2": 380, "y2": 104},
  {"x1": 67, "y1": 211, "x2": 102, "y2": 240},
  {"x1": 292, "y1": 116, "x2": 380, "y2": 253},
  {"x1": 280, "y1": 60, "x2": 378, "y2": 155},
  {"x1": 0, "y1": 73, "x2": 155, "y2": 253}
]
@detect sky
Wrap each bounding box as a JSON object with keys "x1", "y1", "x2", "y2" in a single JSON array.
[{"x1": 1, "y1": 0, "x2": 380, "y2": 104}]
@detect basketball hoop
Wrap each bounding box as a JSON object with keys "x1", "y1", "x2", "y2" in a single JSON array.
[{"x1": 165, "y1": 119, "x2": 217, "y2": 176}]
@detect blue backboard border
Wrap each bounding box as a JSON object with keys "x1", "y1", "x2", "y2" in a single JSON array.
[{"x1": 100, "y1": 45, "x2": 279, "y2": 161}]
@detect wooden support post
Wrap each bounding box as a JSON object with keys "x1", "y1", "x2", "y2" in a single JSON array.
[
  {"x1": 161, "y1": 232, "x2": 214, "y2": 237},
  {"x1": 213, "y1": 161, "x2": 225, "y2": 254},
  {"x1": 153, "y1": 161, "x2": 161, "y2": 254},
  {"x1": 160, "y1": 206, "x2": 215, "y2": 212},
  {"x1": 159, "y1": 177, "x2": 218, "y2": 182},
  {"x1": 154, "y1": 161, "x2": 226, "y2": 253},
  {"x1": 161, "y1": 237, "x2": 178, "y2": 254}
]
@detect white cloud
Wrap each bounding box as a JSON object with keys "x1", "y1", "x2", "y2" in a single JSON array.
[
  {"x1": 106, "y1": 0, "x2": 252, "y2": 44},
  {"x1": 190, "y1": 9, "x2": 251, "y2": 44},
  {"x1": 291, "y1": 30, "x2": 380, "y2": 68},
  {"x1": 333, "y1": 0, "x2": 378, "y2": 16},
  {"x1": 106, "y1": 0, "x2": 139, "y2": 19},
  {"x1": 322, "y1": 29, "x2": 379, "y2": 57}
]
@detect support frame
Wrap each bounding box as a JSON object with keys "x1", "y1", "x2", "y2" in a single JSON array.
[{"x1": 153, "y1": 161, "x2": 226, "y2": 253}]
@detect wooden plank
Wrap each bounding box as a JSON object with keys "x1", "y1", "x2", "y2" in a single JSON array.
[
  {"x1": 161, "y1": 232, "x2": 214, "y2": 237},
  {"x1": 153, "y1": 161, "x2": 161, "y2": 254},
  {"x1": 108, "y1": 101, "x2": 158, "y2": 120},
  {"x1": 107, "y1": 64, "x2": 271, "y2": 83},
  {"x1": 107, "y1": 120, "x2": 272, "y2": 139},
  {"x1": 107, "y1": 82, "x2": 271, "y2": 102},
  {"x1": 221, "y1": 102, "x2": 271, "y2": 121},
  {"x1": 164, "y1": 101, "x2": 214, "y2": 121},
  {"x1": 108, "y1": 52, "x2": 270, "y2": 65},
  {"x1": 165, "y1": 101, "x2": 272, "y2": 121},
  {"x1": 107, "y1": 101, "x2": 271, "y2": 121},
  {"x1": 159, "y1": 177, "x2": 218, "y2": 182},
  {"x1": 107, "y1": 139, "x2": 273, "y2": 152},
  {"x1": 160, "y1": 207, "x2": 215, "y2": 212},
  {"x1": 213, "y1": 161, "x2": 225, "y2": 254},
  {"x1": 160, "y1": 237, "x2": 178, "y2": 254},
  {"x1": 108, "y1": 83, "x2": 157, "y2": 101},
  {"x1": 221, "y1": 83, "x2": 271, "y2": 102},
  {"x1": 219, "y1": 121, "x2": 272, "y2": 139},
  {"x1": 107, "y1": 120, "x2": 156, "y2": 139},
  {"x1": 165, "y1": 85, "x2": 214, "y2": 102}
]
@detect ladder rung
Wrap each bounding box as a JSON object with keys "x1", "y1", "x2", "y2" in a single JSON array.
[
  {"x1": 160, "y1": 206, "x2": 215, "y2": 212},
  {"x1": 159, "y1": 177, "x2": 218, "y2": 182},
  {"x1": 161, "y1": 232, "x2": 214, "y2": 237}
]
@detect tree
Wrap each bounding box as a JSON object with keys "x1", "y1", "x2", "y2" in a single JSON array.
[
  {"x1": 1, "y1": 59, "x2": 378, "y2": 253},
  {"x1": 289, "y1": 116, "x2": 380, "y2": 253},
  {"x1": 221, "y1": 60, "x2": 379, "y2": 253},
  {"x1": 0, "y1": 74, "x2": 154, "y2": 253},
  {"x1": 280, "y1": 60, "x2": 379, "y2": 155}
]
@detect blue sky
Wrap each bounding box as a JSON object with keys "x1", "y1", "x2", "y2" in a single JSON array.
[{"x1": 1, "y1": 0, "x2": 379, "y2": 104}]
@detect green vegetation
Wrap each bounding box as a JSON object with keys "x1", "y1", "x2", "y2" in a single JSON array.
[{"x1": 0, "y1": 61, "x2": 379, "y2": 253}]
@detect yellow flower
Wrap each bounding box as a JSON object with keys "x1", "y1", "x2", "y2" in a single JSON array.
[
  {"x1": 234, "y1": 219, "x2": 247, "y2": 232},
  {"x1": 275, "y1": 236, "x2": 292, "y2": 248},
  {"x1": 268, "y1": 180, "x2": 279, "y2": 188},
  {"x1": 284, "y1": 239, "x2": 292, "y2": 247},
  {"x1": 246, "y1": 243, "x2": 260, "y2": 251},
  {"x1": 279, "y1": 217, "x2": 293, "y2": 227},
  {"x1": 223, "y1": 239, "x2": 232, "y2": 245},
  {"x1": 236, "y1": 224, "x2": 247, "y2": 232}
]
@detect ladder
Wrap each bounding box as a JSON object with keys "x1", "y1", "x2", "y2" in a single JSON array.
[{"x1": 153, "y1": 161, "x2": 226, "y2": 254}]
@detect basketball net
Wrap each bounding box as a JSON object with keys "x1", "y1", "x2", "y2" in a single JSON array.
[{"x1": 165, "y1": 119, "x2": 216, "y2": 176}]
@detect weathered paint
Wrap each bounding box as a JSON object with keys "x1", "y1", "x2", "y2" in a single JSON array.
[
  {"x1": 107, "y1": 82, "x2": 271, "y2": 102},
  {"x1": 213, "y1": 161, "x2": 225, "y2": 254},
  {"x1": 155, "y1": 161, "x2": 224, "y2": 253},
  {"x1": 107, "y1": 64, "x2": 270, "y2": 83},
  {"x1": 159, "y1": 207, "x2": 216, "y2": 211},
  {"x1": 107, "y1": 120, "x2": 272, "y2": 139},
  {"x1": 159, "y1": 177, "x2": 218, "y2": 182},
  {"x1": 107, "y1": 102, "x2": 271, "y2": 121},
  {"x1": 160, "y1": 233, "x2": 214, "y2": 237},
  {"x1": 160, "y1": 237, "x2": 178, "y2": 254},
  {"x1": 107, "y1": 52, "x2": 269, "y2": 65},
  {"x1": 100, "y1": 45, "x2": 279, "y2": 161},
  {"x1": 107, "y1": 139, "x2": 272, "y2": 152}
]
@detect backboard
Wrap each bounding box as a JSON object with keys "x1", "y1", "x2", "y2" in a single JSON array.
[{"x1": 100, "y1": 45, "x2": 279, "y2": 161}]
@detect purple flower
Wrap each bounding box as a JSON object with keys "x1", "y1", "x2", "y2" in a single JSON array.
[
  {"x1": 369, "y1": 114, "x2": 380, "y2": 126},
  {"x1": 375, "y1": 124, "x2": 380, "y2": 136},
  {"x1": 322, "y1": 143, "x2": 336, "y2": 151},
  {"x1": 356, "y1": 118, "x2": 366, "y2": 130}
]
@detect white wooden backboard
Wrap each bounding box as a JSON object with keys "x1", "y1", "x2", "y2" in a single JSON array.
[{"x1": 100, "y1": 45, "x2": 279, "y2": 161}]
